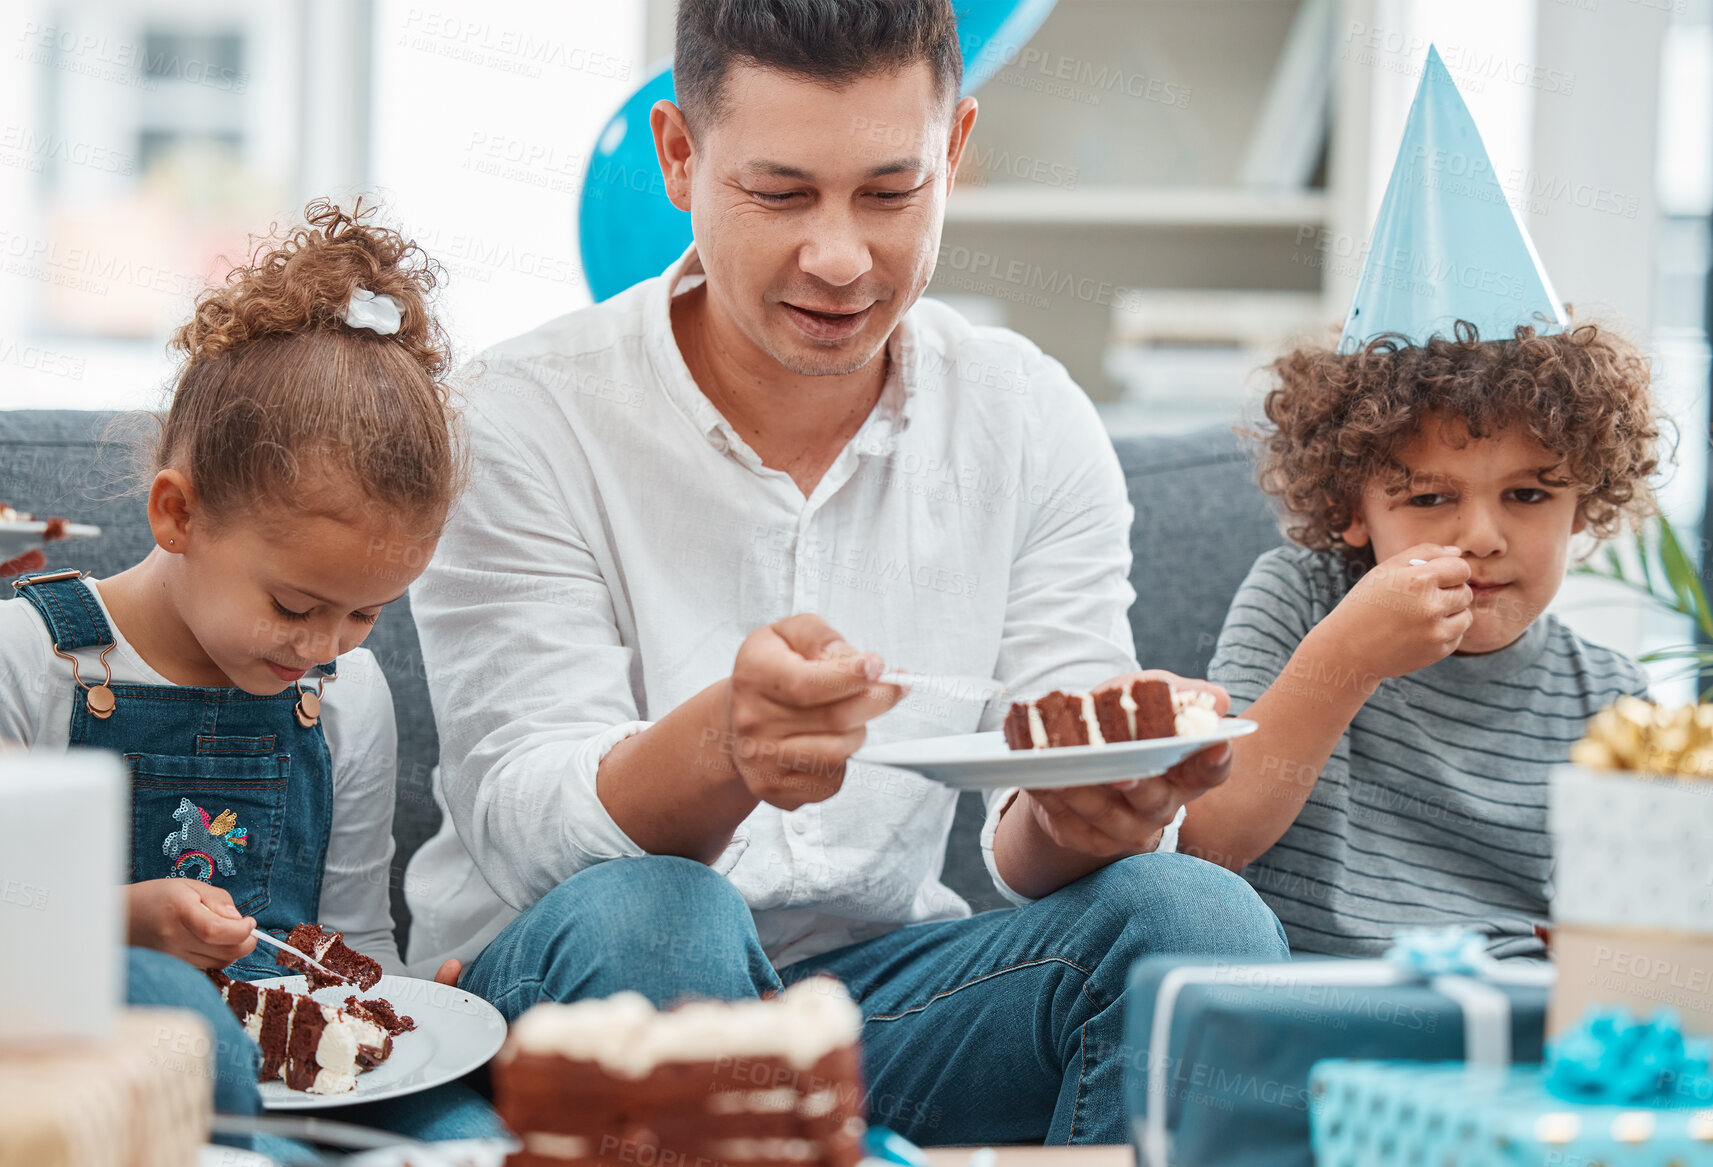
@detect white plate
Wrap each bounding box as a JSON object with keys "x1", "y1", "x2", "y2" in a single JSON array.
[
  {"x1": 344, "y1": 1140, "x2": 516, "y2": 1167},
  {"x1": 250, "y1": 975, "x2": 507, "y2": 1110},
  {"x1": 0, "y1": 519, "x2": 102, "y2": 562},
  {"x1": 853, "y1": 719, "x2": 1258, "y2": 790},
  {"x1": 198, "y1": 1148, "x2": 278, "y2": 1167}
]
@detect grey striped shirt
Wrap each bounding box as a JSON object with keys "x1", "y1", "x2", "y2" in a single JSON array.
[{"x1": 1207, "y1": 546, "x2": 1649, "y2": 958}]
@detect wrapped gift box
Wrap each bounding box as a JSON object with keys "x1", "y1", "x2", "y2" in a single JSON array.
[
  {"x1": 0, "y1": 1007, "x2": 214, "y2": 1167},
  {"x1": 1550, "y1": 764, "x2": 1713, "y2": 1040},
  {"x1": 0, "y1": 750, "x2": 125, "y2": 1042},
  {"x1": 1125, "y1": 954, "x2": 1553, "y2": 1167},
  {"x1": 1310, "y1": 1059, "x2": 1713, "y2": 1167}
]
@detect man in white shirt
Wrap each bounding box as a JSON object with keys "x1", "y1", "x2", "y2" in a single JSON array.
[{"x1": 406, "y1": 0, "x2": 1287, "y2": 1144}]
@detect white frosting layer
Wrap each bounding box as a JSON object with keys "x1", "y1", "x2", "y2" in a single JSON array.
[
  {"x1": 707, "y1": 1138, "x2": 818, "y2": 1162},
  {"x1": 510, "y1": 976, "x2": 860, "y2": 1076},
  {"x1": 1078, "y1": 693, "x2": 1105, "y2": 745},
  {"x1": 1172, "y1": 690, "x2": 1221, "y2": 738},
  {"x1": 307, "y1": 1008, "x2": 362, "y2": 1095},
  {"x1": 1026, "y1": 705, "x2": 1047, "y2": 748},
  {"x1": 523, "y1": 1133, "x2": 592, "y2": 1159},
  {"x1": 1118, "y1": 687, "x2": 1138, "y2": 738}
]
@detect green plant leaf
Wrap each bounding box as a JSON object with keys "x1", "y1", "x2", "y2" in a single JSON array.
[
  {"x1": 1658, "y1": 517, "x2": 1713, "y2": 639},
  {"x1": 1637, "y1": 529, "x2": 1657, "y2": 593}
]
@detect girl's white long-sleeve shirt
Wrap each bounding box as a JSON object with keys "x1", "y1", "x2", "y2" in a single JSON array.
[{"x1": 0, "y1": 578, "x2": 404, "y2": 972}]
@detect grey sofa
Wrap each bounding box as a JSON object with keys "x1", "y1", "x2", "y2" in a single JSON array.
[{"x1": 0, "y1": 409, "x2": 1283, "y2": 948}]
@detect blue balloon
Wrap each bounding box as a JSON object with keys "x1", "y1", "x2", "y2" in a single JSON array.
[
  {"x1": 577, "y1": 0, "x2": 1060, "y2": 301},
  {"x1": 577, "y1": 65, "x2": 685, "y2": 307},
  {"x1": 954, "y1": 0, "x2": 1059, "y2": 96}
]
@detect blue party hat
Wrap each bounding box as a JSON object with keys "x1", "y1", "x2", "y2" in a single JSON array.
[{"x1": 1338, "y1": 46, "x2": 1566, "y2": 352}]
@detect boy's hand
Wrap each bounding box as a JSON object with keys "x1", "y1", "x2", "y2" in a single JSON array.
[
  {"x1": 1314, "y1": 544, "x2": 1473, "y2": 683},
  {"x1": 127, "y1": 879, "x2": 257, "y2": 970}
]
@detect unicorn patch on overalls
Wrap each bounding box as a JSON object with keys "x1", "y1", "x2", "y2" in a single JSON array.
[{"x1": 162, "y1": 797, "x2": 249, "y2": 881}]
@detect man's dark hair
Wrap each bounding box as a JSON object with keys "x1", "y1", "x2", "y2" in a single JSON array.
[{"x1": 674, "y1": 0, "x2": 963, "y2": 130}]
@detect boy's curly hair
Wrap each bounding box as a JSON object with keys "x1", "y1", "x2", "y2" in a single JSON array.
[
  {"x1": 1257, "y1": 321, "x2": 1662, "y2": 564},
  {"x1": 157, "y1": 198, "x2": 463, "y2": 536}
]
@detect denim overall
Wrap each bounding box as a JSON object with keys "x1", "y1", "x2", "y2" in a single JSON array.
[{"x1": 16, "y1": 570, "x2": 337, "y2": 982}]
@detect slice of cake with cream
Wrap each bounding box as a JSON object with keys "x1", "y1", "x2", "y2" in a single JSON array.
[{"x1": 1003, "y1": 678, "x2": 1221, "y2": 750}]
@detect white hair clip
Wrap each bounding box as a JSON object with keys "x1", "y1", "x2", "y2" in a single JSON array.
[{"x1": 344, "y1": 287, "x2": 403, "y2": 335}]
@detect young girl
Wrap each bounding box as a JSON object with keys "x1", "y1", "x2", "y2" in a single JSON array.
[{"x1": 0, "y1": 201, "x2": 490, "y2": 1141}]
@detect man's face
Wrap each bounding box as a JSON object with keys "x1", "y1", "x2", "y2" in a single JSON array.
[
  {"x1": 1343, "y1": 415, "x2": 1586, "y2": 655},
  {"x1": 664, "y1": 62, "x2": 973, "y2": 377}
]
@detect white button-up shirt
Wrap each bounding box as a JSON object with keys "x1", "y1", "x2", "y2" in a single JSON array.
[{"x1": 403, "y1": 246, "x2": 1151, "y2": 974}]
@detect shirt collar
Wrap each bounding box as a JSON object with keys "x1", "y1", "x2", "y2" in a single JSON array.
[{"x1": 645, "y1": 243, "x2": 919, "y2": 458}]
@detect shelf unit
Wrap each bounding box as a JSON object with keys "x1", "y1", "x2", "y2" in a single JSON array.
[
  {"x1": 943, "y1": 186, "x2": 1329, "y2": 228},
  {"x1": 931, "y1": 0, "x2": 1376, "y2": 409}
]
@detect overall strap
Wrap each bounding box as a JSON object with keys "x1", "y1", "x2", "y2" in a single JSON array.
[{"x1": 11, "y1": 570, "x2": 115, "y2": 651}]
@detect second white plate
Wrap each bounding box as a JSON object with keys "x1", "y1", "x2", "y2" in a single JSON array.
[{"x1": 854, "y1": 719, "x2": 1257, "y2": 790}]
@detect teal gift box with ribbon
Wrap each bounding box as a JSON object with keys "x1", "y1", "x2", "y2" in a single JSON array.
[
  {"x1": 1310, "y1": 1061, "x2": 1713, "y2": 1166},
  {"x1": 1126, "y1": 929, "x2": 1556, "y2": 1167}
]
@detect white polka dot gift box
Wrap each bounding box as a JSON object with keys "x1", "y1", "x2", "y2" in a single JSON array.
[{"x1": 1549, "y1": 698, "x2": 1713, "y2": 1041}]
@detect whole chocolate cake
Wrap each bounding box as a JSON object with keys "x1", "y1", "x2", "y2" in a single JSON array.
[{"x1": 495, "y1": 977, "x2": 866, "y2": 1167}]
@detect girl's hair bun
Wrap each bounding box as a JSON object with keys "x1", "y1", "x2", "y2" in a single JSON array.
[
  {"x1": 171, "y1": 198, "x2": 450, "y2": 383},
  {"x1": 156, "y1": 199, "x2": 463, "y2": 535}
]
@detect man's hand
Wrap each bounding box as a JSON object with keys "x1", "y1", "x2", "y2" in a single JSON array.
[
  {"x1": 127, "y1": 879, "x2": 257, "y2": 969},
  {"x1": 725, "y1": 613, "x2": 905, "y2": 810},
  {"x1": 1310, "y1": 544, "x2": 1472, "y2": 684},
  {"x1": 1021, "y1": 670, "x2": 1233, "y2": 858}
]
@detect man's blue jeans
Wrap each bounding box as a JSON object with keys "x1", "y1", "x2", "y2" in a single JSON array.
[{"x1": 460, "y1": 852, "x2": 1289, "y2": 1144}]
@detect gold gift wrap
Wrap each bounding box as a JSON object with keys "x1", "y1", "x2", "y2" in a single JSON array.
[
  {"x1": 1569, "y1": 696, "x2": 1713, "y2": 778},
  {"x1": 1550, "y1": 697, "x2": 1713, "y2": 1038}
]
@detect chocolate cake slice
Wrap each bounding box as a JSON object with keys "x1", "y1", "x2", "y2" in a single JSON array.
[
  {"x1": 208, "y1": 970, "x2": 393, "y2": 1093},
  {"x1": 275, "y1": 923, "x2": 382, "y2": 991},
  {"x1": 1003, "y1": 678, "x2": 1215, "y2": 750}
]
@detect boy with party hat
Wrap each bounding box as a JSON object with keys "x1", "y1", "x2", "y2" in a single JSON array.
[{"x1": 1178, "y1": 47, "x2": 1663, "y2": 958}]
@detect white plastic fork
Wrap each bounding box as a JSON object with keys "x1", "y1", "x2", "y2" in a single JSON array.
[
  {"x1": 250, "y1": 928, "x2": 347, "y2": 985},
  {"x1": 877, "y1": 672, "x2": 1009, "y2": 702}
]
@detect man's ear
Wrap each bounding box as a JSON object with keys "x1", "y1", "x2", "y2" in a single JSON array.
[
  {"x1": 652, "y1": 100, "x2": 695, "y2": 212},
  {"x1": 944, "y1": 96, "x2": 978, "y2": 193},
  {"x1": 148, "y1": 470, "x2": 197, "y2": 554},
  {"x1": 1571, "y1": 505, "x2": 1587, "y2": 536}
]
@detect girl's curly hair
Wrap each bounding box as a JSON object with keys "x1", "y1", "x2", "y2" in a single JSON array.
[
  {"x1": 1257, "y1": 321, "x2": 1662, "y2": 565},
  {"x1": 157, "y1": 199, "x2": 463, "y2": 536}
]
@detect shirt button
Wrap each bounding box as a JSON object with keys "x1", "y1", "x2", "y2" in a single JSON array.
[{"x1": 791, "y1": 815, "x2": 808, "y2": 835}]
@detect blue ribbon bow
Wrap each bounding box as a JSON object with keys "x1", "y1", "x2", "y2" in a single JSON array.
[
  {"x1": 1546, "y1": 1007, "x2": 1713, "y2": 1105},
  {"x1": 1384, "y1": 927, "x2": 1495, "y2": 978}
]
